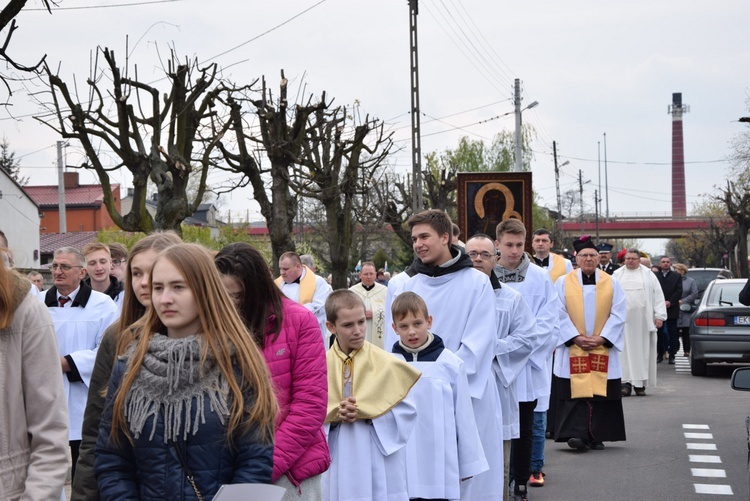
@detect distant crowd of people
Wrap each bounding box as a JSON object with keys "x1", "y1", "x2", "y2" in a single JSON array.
[{"x1": 0, "y1": 218, "x2": 691, "y2": 501}]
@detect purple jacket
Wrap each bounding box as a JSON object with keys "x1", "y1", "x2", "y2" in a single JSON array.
[{"x1": 263, "y1": 297, "x2": 330, "y2": 485}]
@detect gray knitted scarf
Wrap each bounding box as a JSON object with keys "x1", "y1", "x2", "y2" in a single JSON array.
[
  {"x1": 124, "y1": 334, "x2": 230, "y2": 443},
  {"x1": 494, "y1": 253, "x2": 531, "y2": 283}
]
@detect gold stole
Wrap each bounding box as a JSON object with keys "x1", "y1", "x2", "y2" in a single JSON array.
[
  {"x1": 274, "y1": 265, "x2": 316, "y2": 304},
  {"x1": 325, "y1": 341, "x2": 421, "y2": 423},
  {"x1": 549, "y1": 253, "x2": 567, "y2": 282},
  {"x1": 565, "y1": 270, "x2": 613, "y2": 398}
]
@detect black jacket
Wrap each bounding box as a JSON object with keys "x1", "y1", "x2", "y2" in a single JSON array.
[{"x1": 655, "y1": 270, "x2": 683, "y2": 319}]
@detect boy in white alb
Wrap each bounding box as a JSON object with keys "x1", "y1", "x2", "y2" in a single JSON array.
[
  {"x1": 323, "y1": 290, "x2": 420, "y2": 501},
  {"x1": 391, "y1": 292, "x2": 489, "y2": 501}
]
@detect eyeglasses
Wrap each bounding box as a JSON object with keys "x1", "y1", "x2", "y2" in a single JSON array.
[
  {"x1": 468, "y1": 251, "x2": 495, "y2": 260},
  {"x1": 577, "y1": 253, "x2": 598, "y2": 259},
  {"x1": 50, "y1": 263, "x2": 83, "y2": 272},
  {"x1": 111, "y1": 259, "x2": 125, "y2": 267}
]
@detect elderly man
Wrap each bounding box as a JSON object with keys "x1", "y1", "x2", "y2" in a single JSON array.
[
  {"x1": 276, "y1": 251, "x2": 331, "y2": 339},
  {"x1": 349, "y1": 261, "x2": 388, "y2": 348},
  {"x1": 42, "y1": 246, "x2": 119, "y2": 480},
  {"x1": 613, "y1": 249, "x2": 667, "y2": 396},
  {"x1": 553, "y1": 236, "x2": 626, "y2": 452},
  {"x1": 466, "y1": 233, "x2": 536, "y2": 501}
]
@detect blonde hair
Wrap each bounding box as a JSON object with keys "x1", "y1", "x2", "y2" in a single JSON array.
[
  {"x1": 82, "y1": 241, "x2": 110, "y2": 257},
  {"x1": 673, "y1": 263, "x2": 689, "y2": 275},
  {"x1": 110, "y1": 243, "x2": 277, "y2": 445}
]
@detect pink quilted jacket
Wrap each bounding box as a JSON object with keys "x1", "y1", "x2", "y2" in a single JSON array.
[{"x1": 263, "y1": 297, "x2": 330, "y2": 485}]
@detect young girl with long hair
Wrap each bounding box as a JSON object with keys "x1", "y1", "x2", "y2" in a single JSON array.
[
  {"x1": 72, "y1": 231, "x2": 183, "y2": 499},
  {"x1": 95, "y1": 243, "x2": 277, "y2": 499},
  {"x1": 215, "y1": 242, "x2": 329, "y2": 501}
]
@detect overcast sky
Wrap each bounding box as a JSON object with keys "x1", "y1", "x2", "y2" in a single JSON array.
[{"x1": 4, "y1": 0, "x2": 750, "y2": 254}]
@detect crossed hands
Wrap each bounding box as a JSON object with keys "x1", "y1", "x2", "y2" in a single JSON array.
[
  {"x1": 338, "y1": 396, "x2": 358, "y2": 423},
  {"x1": 573, "y1": 335, "x2": 605, "y2": 352}
]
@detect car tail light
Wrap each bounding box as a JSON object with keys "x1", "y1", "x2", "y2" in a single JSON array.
[{"x1": 694, "y1": 312, "x2": 726, "y2": 327}]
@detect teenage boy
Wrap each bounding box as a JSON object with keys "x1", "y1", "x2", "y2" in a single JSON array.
[
  {"x1": 494, "y1": 219, "x2": 558, "y2": 501},
  {"x1": 323, "y1": 290, "x2": 420, "y2": 501},
  {"x1": 391, "y1": 292, "x2": 489, "y2": 501},
  {"x1": 387, "y1": 209, "x2": 502, "y2": 501},
  {"x1": 82, "y1": 242, "x2": 123, "y2": 308}
]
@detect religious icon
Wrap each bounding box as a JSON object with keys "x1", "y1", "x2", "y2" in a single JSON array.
[{"x1": 456, "y1": 172, "x2": 533, "y2": 249}]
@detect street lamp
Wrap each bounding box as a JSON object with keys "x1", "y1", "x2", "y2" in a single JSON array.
[{"x1": 514, "y1": 97, "x2": 539, "y2": 172}]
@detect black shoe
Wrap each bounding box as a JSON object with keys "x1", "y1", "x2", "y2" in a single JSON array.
[
  {"x1": 656, "y1": 355, "x2": 663, "y2": 363},
  {"x1": 513, "y1": 484, "x2": 530, "y2": 501},
  {"x1": 567, "y1": 437, "x2": 589, "y2": 451},
  {"x1": 590, "y1": 442, "x2": 605, "y2": 450},
  {"x1": 668, "y1": 357, "x2": 675, "y2": 364},
  {"x1": 621, "y1": 382, "x2": 632, "y2": 396}
]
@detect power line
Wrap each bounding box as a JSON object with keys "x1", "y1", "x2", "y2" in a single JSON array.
[{"x1": 25, "y1": 0, "x2": 185, "y2": 11}]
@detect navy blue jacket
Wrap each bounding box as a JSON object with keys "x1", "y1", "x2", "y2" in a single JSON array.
[{"x1": 95, "y1": 359, "x2": 273, "y2": 500}]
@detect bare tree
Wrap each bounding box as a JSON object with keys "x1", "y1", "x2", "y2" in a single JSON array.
[
  {"x1": 217, "y1": 71, "x2": 326, "y2": 271},
  {"x1": 294, "y1": 102, "x2": 393, "y2": 289},
  {"x1": 37, "y1": 46, "x2": 238, "y2": 233},
  {"x1": 0, "y1": 0, "x2": 51, "y2": 103},
  {"x1": 717, "y1": 177, "x2": 750, "y2": 277}
]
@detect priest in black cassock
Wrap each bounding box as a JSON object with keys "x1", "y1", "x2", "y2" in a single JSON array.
[{"x1": 552, "y1": 236, "x2": 627, "y2": 451}]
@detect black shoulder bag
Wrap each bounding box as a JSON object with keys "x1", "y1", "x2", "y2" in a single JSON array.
[{"x1": 172, "y1": 441, "x2": 204, "y2": 501}]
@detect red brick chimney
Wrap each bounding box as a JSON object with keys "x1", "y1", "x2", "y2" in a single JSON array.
[
  {"x1": 669, "y1": 93, "x2": 688, "y2": 219},
  {"x1": 63, "y1": 171, "x2": 79, "y2": 189}
]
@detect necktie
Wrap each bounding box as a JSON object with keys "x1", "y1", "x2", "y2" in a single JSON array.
[{"x1": 58, "y1": 296, "x2": 70, "y2": 307}]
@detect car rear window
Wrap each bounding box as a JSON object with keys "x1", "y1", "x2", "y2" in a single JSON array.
[
  {"x1": 705, "y1": 283, "x2": 745, "y2": 307},
  {"x1": 687, "y1": 270, "x2": 725, "y2": 293}
]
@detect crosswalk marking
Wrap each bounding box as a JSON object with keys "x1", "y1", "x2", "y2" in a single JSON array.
[
  {"x1": 689, "y1": 455, "x2": 722, "y2": 463},
  {"x1": 691, "y1": 468, "x2": 727, "y2": 478},
  {"x1": 683, "y1": 424, "x2": 711, "y2": 430},
  {"x1": 684, "y1": 432, "x2": 714, "y2": 439},
  {"x1": 694, "y1": 484, "x2": 734, "y2": 495},
  {"x1": 687, "y1": 443, "x2": 717, "y2": 450},
  {"x1": 683, "y1": 424, "x2": 734, "y2": 496}
]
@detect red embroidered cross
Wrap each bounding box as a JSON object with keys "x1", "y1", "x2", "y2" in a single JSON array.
[
  {"x1": 590, "y1": 354, "x2": 609, "y2": 373},
  {"x1": 570, "y1": 356, "x2": 590, "y2": 374}
]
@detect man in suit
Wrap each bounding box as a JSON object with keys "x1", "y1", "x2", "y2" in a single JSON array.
[
  {"x1": 654, "y1": 255, "x2": 682, "y2": 364},
  {"x1": 597, "y1": 243, "x2": 620, "y2": 275}
]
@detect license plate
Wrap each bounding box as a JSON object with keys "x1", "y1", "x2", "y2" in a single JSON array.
[{"x1": 735, "y1": 316, "x2": 750, "y2": 325}]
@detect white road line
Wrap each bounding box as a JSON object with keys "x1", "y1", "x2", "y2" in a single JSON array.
[
  {"x1": 684, "y1": 432, "x2": 714, "y2": 439},
  {"x1": 687, "y1": 443, "x2": 718, "y2": 450},
  {"x1": 683, "y1": 424, "x2": 711, "y2": 429},
  {"x1": 689, "y1": 455, "x2": 722, "y2": 463},
  {"x1": 694, "y1": 484, "x2": 733, "y2": 495},
  {"x1": 691, "y1": 468, "x2": 727, "y2": 478}
]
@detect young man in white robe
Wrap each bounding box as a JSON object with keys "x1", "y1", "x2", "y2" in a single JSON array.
[
  {"x1": 553, "y1": 236, "x2": 627, "y2": 451},
  {"x1": 43, "y1": 246, "x2": 119, "y2": 481},
  {"x1": 612, "y1": 248, "x2": 667, "y2": 396},
  {"x1": 493, "y1": 220, "x2": 558, "y2": 501},
  {"x1": 530, "y1": 228, "x2": 573, "y2": 488},
  {"x1": 323, "y1": 290, "x2": 419, "y2": 501},
  {"x1": 386, "y1": 209, "x2": 503, "y2": 501},
  {"x1": 391, "y1": 291, "x2": 489, "y2": 501},
  {"x1": 276, "y1": 251, "x2": 332, "y2": 341},
  {"x1": 466, "y1": 234, "x2": 537, "y2": 501}
]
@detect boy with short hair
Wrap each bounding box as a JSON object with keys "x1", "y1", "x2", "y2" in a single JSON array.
[
  {"x1": 323, "y1": 290, "x2": 420, "y2": 501},
  {"x1": 391, "y1": 291, "x2": 488, "y2": 501}
]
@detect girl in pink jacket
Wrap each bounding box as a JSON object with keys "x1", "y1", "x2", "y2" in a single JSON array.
[{"x1": 216, "y1": 243, "x2": 330, "y2": 500}]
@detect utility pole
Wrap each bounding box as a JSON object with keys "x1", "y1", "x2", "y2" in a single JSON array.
[
  {"x1": 553, "y1": 141, "x2": 562, "y2": 232},
  {"x1": 594, "y1": 189, "x2": 600, "y2": 242},
  {"x1": 597, "y1": 141, "x2": 602, "y2": 219},
  {"x1": 408, "y1": 0, "x2": 422, "y2": 213},
  {"x1": 56, "y1": 140, "x2": 67, "y2": 234},
  {"x1": 578, "y1": 169, "x2": 584, "y2": 233},
  {"x1": 603, "y1": 132, "x2": 610, "y2": 220},
  {"x1": 513, "y1": 79, "x2": 523, "y2": 172}
]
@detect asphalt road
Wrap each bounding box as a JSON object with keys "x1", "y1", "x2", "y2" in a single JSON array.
[{"x1": 529, "y1": 354, "x2": 750, "y2": 501}]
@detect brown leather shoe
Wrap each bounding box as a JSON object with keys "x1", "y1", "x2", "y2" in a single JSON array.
[
  {"x1": 621, "y1": 383, "x2": 632, "y2": 396},
  {"x1": 634, "y1": 386, "x2": 646, "y2": 396}
]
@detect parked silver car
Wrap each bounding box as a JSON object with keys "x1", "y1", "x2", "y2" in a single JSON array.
[{"x1": 686, "y1": 278, "x2": 750, "y2": 376}]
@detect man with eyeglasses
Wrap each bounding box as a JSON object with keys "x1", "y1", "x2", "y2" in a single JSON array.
[
  {"x1": 552, "y1": 235, "x2": 626, "y2": 452},
  {"x1": 42, "y1": 246, "x2": 119, "y2": 481},
  {"x1": 493, "y1": 219, "x2": 558, "y2": 501},
  {"x1": 108, "y1": 242, "x2": 128, "y2": 284},
  {"x1": 466, "y1": 233, "x2": 536, "y2": 501}
]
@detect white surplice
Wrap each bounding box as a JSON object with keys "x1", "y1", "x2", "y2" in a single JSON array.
[
  {"x1": 499, "y1": 264, "x2": 559, "y2": 409},
  {"x1": 323, "y1": 397, "x2": 417, "y2": 501},
  {"x1": 278, "y1": 267, "x2": 332, "y2": 341},
  {"x1": 49, "y1": 290, "x2": 119, "y2": 441},
  {"x1": 612, "y1": 265, "x2": 667, "y2": 387},
  {"x1": 350, "y1": 281, "x2": 388, "y2": 349},
  {"x1": 553, "y1": 269, "x2": 626, "y2": 379},
  {"x1": 492, "y1": 284, "x2": 536, "y2": 440},
  {"x1": 388, "y1": 267, "x2": 504, "y2": 500},
  {"x1": 395, "y1": 349, "x2": 489, "y2": 501}
]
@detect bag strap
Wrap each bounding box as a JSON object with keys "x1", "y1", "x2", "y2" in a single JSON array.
[{"x1": 172, "y1": 441, "x2": 204, "y2": 501}]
